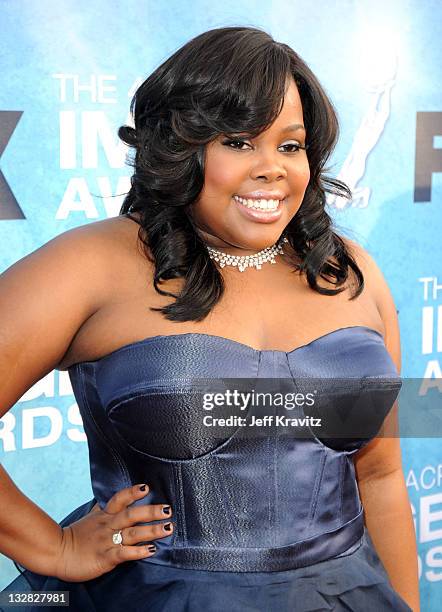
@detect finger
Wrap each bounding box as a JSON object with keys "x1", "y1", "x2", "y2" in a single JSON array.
[
  {"x1": 116, "y1": 503, "x2": 172, "y2": 528},
  {"x1": 104, "y1": 484, "x2": 149, "y2": 515},
  {"x1": 104, "y1": 543, "x2": 157, "y2": 570},
  {"x1": 120, "y1": 521, "x2": 174, "y2": 546}
]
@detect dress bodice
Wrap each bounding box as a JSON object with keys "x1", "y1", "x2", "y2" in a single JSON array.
[{"x1": 67, "y1": 325, "x2": 402, "y2": 572}]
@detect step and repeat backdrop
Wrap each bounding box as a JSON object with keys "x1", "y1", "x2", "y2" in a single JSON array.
[{"x1": 0, "y1": 0, "x2": 441, "y2": 608}]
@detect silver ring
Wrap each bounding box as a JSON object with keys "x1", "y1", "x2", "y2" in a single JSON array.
[{"x1": 112, "y1": 529, "x2": 123, "y2": 546}]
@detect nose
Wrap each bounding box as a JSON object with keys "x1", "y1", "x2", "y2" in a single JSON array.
[{"x1": 250, "y1": 151, "x2": 287, "y2": 182}]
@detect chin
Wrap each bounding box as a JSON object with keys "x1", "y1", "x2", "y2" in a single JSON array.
[{"x1": 235, "y1": 235, "x2": 282, "y2": 251}]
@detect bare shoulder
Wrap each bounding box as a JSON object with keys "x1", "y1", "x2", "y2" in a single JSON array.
[
  {"x1": 0, "y1": 214, "x2": 147, "y2": 415},
  {"x1": 62, "y1": 212, "x2": 151, "y2": 273},
  {"x1": 43, "y1": 212, "x2": 143, "y2": 255},
  {"x1": 45, "y1": 213, "x2": 148, "y2": 277},
  {"x1": 340, "y1": 236, "x2": 390, "y2": 312},
  {"x1": 340, "y1": 237, "x2": 404, "y2": 484},
  {"x1": 340, "y1": 235, "x2": 401, "y2": 369},
  {"x1": 81, "y1": 211, "x2": 144, "y2": 250}
]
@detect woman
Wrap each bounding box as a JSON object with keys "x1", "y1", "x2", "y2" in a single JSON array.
[{"x1": 0, "y1": 26, "x2": 419, "y2": 611}]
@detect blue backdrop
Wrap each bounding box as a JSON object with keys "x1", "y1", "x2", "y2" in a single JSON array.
[{"x1": 0, "y1": 1, "x2": 441, "y2": 608}]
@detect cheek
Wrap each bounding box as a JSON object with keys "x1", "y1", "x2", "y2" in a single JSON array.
[
  {"x1": 204, "y1": 152, "x2": 241, "y2": 194},
  {"x1": 189, "y1": 193, "x2": 224, "y2": 233},
  {"x1": 296, "y1": 161, "x2": 310, "y2": 191}
]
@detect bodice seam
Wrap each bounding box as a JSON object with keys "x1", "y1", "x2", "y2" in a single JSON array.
[{"x1": 78, "y1": 363, "x2": 131, "y2": 489}]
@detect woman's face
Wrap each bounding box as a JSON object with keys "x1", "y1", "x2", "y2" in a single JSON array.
[{"x1": 189, "y1": 77, "x2": 310, "y2": 255}]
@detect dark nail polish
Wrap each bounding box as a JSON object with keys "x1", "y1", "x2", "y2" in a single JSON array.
[
  {"x1": 164, "y1": 522, "x2": 172, "y2": 531},
  {"x1": 148, "y1": 544, "x2": 156, "y2": 552},
  {"x1": 162, "y1": 506, "x2": 171, "y2": 515}
]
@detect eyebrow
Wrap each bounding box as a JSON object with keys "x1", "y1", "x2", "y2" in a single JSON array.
[
  {"x1": 281, "y1": 123, "x2": 306, "y2": 133},
  {"x1": 223, "y1": 123, "x2": 306, "y2": 140}
]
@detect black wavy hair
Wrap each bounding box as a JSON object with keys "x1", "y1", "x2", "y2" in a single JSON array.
[{"x1": 118, "y1": 25, "x2": 364, "y2": 322}]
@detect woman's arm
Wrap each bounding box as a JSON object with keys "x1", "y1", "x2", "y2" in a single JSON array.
[
  {"x1": 357, "y1": 454, "x2": 419, "y2": 611},
  {"x1": 0, "y1": 223, "x2": 109, "y2": 573},
  {"x1": 348, "y1": 240, "x2": 420, "y2": 611},
  {"x1": 0, "y1": 463, "x2": 65, "y2": 575}
]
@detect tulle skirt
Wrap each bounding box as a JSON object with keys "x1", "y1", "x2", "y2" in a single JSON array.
[{"x1": 2, "y1": 498, "x2": 412, "y2": 612}]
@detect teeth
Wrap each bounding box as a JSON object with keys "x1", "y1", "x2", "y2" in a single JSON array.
[{"x1": 234, "y1": 196, "x2": 281, "y2": 211}]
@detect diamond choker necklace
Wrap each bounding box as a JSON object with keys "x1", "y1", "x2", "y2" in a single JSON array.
[{"x1": 206, "y1": 236, "x2": 288, "y2": 272}]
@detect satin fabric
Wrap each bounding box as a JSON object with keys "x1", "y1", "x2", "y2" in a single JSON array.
[{"x1": 2, "y1": 327, "x2": 412, "y2": 610}]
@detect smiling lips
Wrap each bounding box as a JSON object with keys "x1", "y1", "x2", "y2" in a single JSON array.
[
  {"x1": 232, "y1": 194, "x2": 285, "y2": 223},
  {"x1": 236, "y1": 191, "x2": 287, "y2": 200}
]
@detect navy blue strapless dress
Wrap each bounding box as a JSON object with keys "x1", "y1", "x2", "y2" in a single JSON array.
[{"x1": 2, "y1": 326, "x2": 412, "y2": 611}]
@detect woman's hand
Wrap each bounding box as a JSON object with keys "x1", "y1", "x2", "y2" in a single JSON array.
[{"x1": 53, "y1": 484, "x2": 173, "y2": 582}]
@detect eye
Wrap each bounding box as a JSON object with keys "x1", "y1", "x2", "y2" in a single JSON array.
[
  {"x1": 221, "y1": 139, "x2": 307, "y2": 153},
  {"x1": 280, "y1": 143, "x2": 307, "y2": 153},
  {"x1": 221, "y1": 139, "x2": 250, "y2": 150}
]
